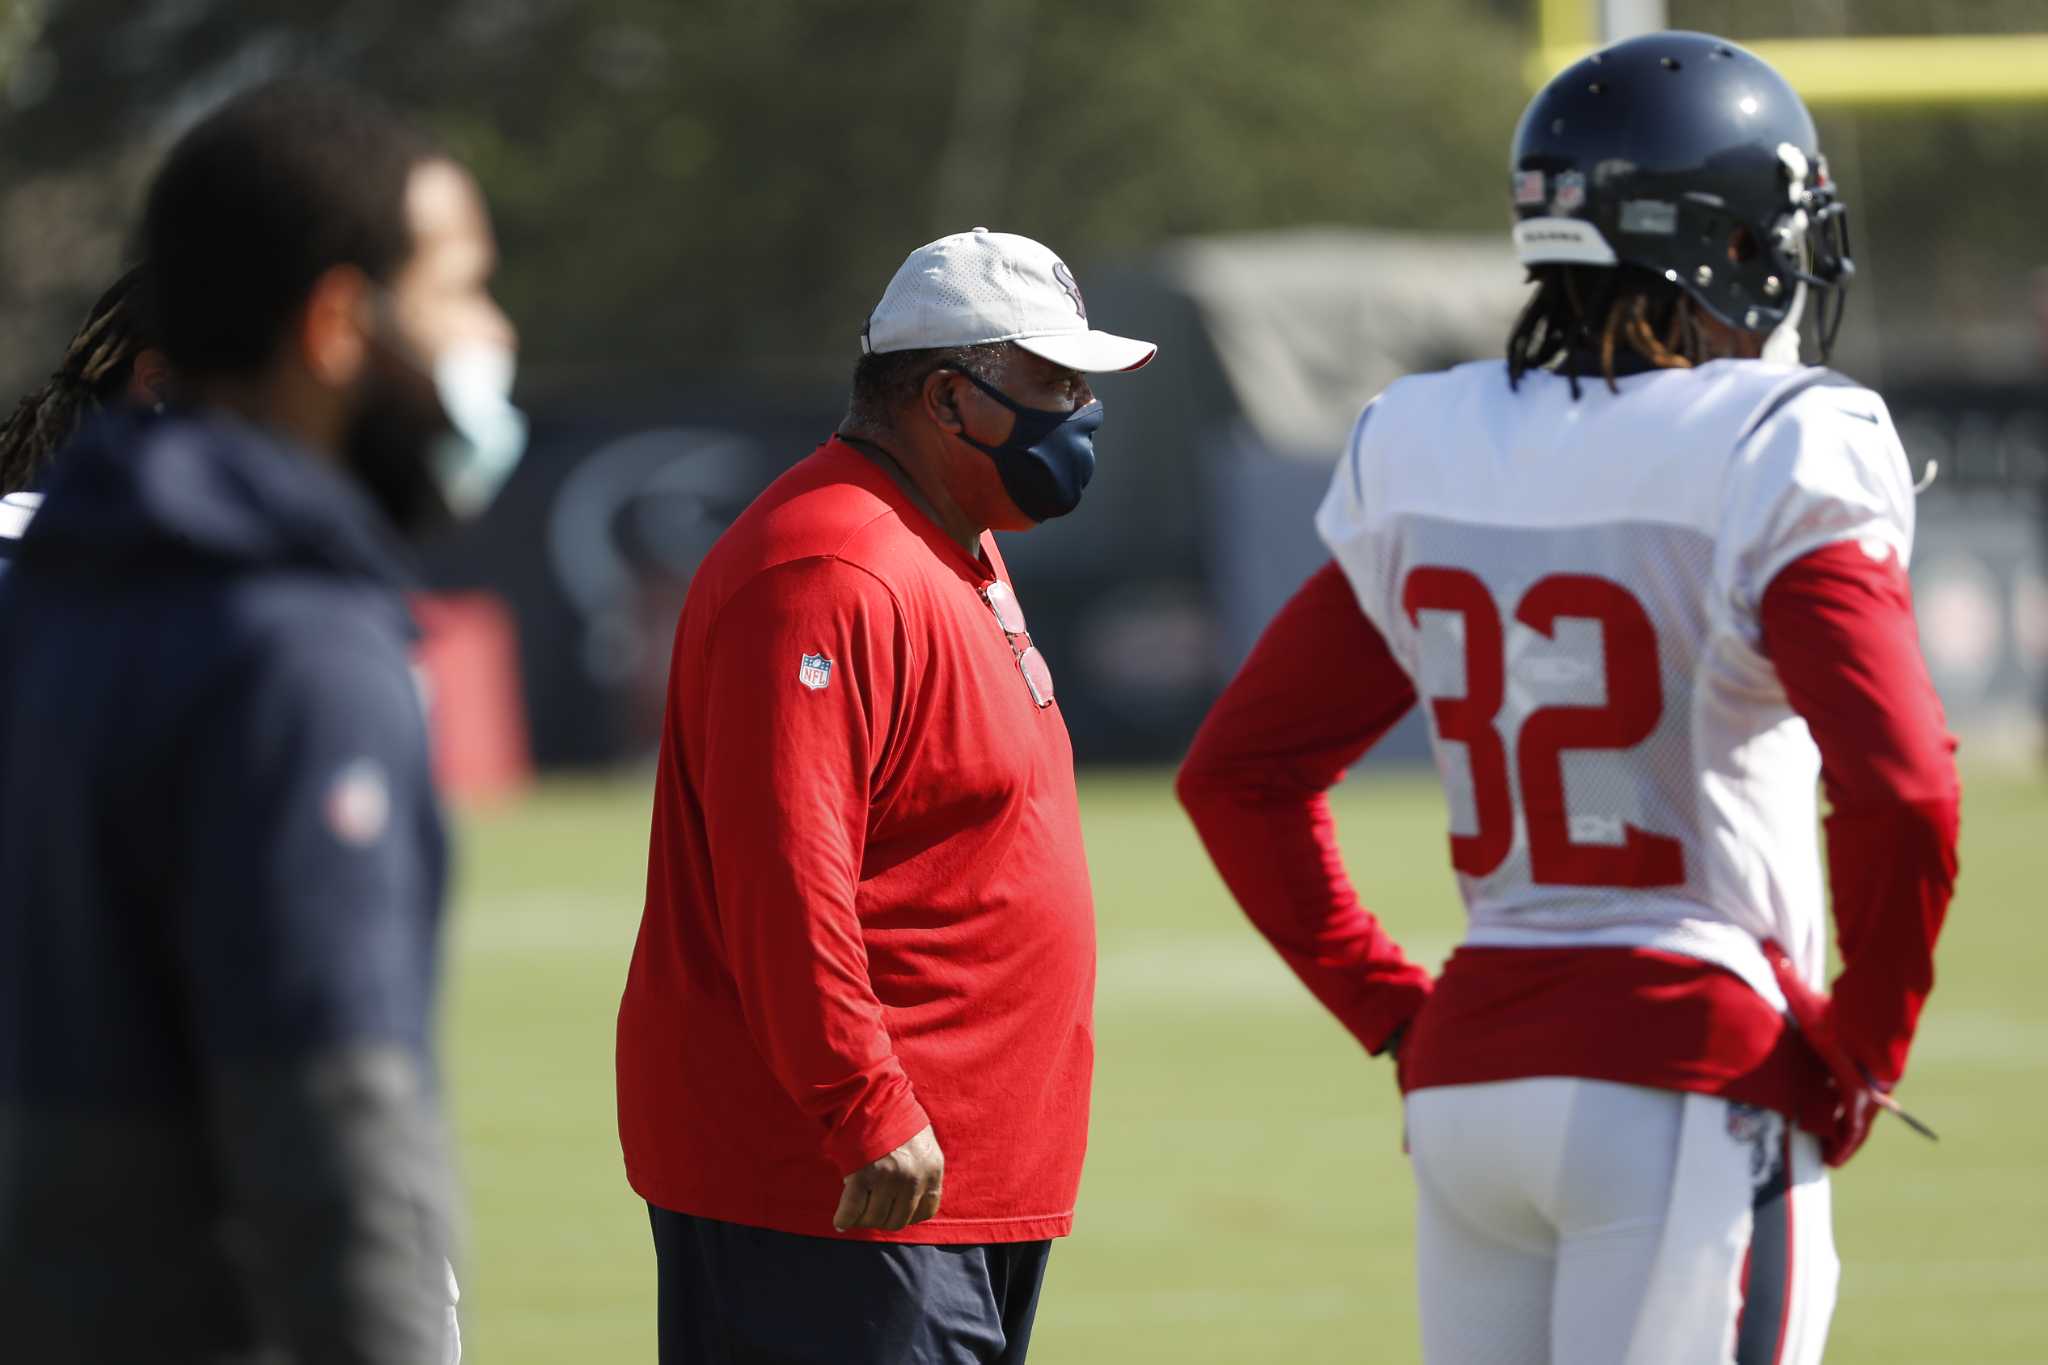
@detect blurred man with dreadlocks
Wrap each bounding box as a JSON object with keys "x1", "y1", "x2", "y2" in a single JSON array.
[
  {"x1": 1179, "y1": 32, "x2": 1957, "y2": 1365},
  {"x1": 0, "y1": 266, "x2": 168, "y2": 569},
  {"x1": 0, "y1": 79, "x2": 523, "y2": 1362}
]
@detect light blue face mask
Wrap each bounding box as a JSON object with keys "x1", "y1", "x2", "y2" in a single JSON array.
[{"x1": 428, "y1": 343, "x2": 530, "y2": 519}]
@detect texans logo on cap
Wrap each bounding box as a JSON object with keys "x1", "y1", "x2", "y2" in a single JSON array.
[{"x1": 1051, "y1": 261, "x2": 1087, "y2": 320}]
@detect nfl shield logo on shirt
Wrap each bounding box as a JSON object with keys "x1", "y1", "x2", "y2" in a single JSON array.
[
  {"x1": 798, "y1": 652, "x2": 833, "y2": 690},
  {"x1": 323, "y1": 757, "x2": 391, "y2": 848}
]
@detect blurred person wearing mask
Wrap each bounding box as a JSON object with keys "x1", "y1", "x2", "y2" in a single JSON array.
[
  {"x1": 0, "y1": 79, "x2": 525, "y2": 1363},
  {"x1": 0, "y1": 265, "x2": 171, "y2": 570},
  {"x1": 616, "y1": 229, "x2": 1156, "y2": 1364}
]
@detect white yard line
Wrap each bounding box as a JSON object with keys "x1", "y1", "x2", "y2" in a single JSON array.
[
  {"x1": 1045, "y1": 1285, "x2": 1362, "y2": 1326},
  {"x1": 1098, "y1": 933, "x2": 1456, "y2": 1008},
  {"x1": 451, "y1": 896, "x2": 2048, "y2": 1069},
  {"x1": 453, "y1": 892, "x2": 640, "y2": 954},
  {"x1": 454, "y1": 893, "x2": 1454, "y2": 1005},
  {"x1": 1889, "y1": 1009, "x2": 2048, "y2": 1070}
]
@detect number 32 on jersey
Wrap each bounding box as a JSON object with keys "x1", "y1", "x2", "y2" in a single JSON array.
[{"x1": 1402, "y1": 566, "x2": 1684, "y2": 890}]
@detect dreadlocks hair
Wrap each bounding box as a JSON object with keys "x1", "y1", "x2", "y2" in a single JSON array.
[
  {"x1": 843, "y1": 340, "x2": 1016, "y2": 435},
  {"x1": 1505, "y1": 263, "x2": 1709, "y2": 399},
  {"x1": 0, "y1": 265, "x2": 154, "y2": 496}
]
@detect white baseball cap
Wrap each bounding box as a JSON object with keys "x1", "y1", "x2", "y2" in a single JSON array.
[{"x1": 861, "y1": 227, "x2": 1157, "y2": 373}]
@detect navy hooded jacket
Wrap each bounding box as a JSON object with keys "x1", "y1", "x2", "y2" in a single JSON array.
[{"x1": 0, "y1": 409, "x2": 454, "y2": 1362}]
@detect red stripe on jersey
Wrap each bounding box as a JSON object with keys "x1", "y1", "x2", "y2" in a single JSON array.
[
  {"x1": 1398, "y1": 945, "x2": 1820, "y2": 1115},
  {"x1": 1776, "y1": 1129, "x2": 1797, "y2": 1365}
]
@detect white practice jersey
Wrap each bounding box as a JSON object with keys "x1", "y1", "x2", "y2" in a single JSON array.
[
  {"x1": 0, "y1": 491, "x2": 38, "y2": 580},
  {"x1": 1316, "y1": 359, "x2": 1916, "y2": 1007},
  {"x1": 0, "y1": 493, "x2": 38, "y2": 540}
]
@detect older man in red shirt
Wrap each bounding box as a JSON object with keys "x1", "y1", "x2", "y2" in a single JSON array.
[{"x1": 616, "y1": 228, "x2": 1155, "y2": 1363}]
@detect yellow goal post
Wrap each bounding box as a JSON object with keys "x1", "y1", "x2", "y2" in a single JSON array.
[{"x1": 1531, "y1": 0, "x2": 2048, "y2": 106}]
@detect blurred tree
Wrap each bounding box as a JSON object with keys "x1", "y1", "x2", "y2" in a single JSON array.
[
  {"x1": 0, "y1": 0, "x2": 1528, "y2": 400},
  {"x1": 1, "y1": 0, "x2": 2045, "y2": 400},
  {"x1": 384, "y1": 0, "x2": 1535, "y2": 397}
]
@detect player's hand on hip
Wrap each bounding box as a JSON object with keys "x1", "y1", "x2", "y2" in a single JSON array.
[
  {"x1": 834, "y1": 1124, "x2": 944, "y2": 1232},
  {"x1": 1811, "y1": 1067, "x2": 1882, "y2": 1167},
  {"x1": 1762, "y1": 939, "x2": 1882, "y2": 1167},
  {"x1": 1381, "y1": 1020, "x2": 1415, "y2": 1095}
]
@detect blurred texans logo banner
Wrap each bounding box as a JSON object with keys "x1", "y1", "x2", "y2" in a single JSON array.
[
  {"x1": 797, "y1": 652, "x2": 833, "y2": 690},
  {"x1": 1052, "y1": 261, "x2": 1087, "y2": 318}
]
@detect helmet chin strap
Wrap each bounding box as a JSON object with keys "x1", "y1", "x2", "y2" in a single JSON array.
[{"x1": 1762, "y1": 280, "x2": 1807, "y2": 365}]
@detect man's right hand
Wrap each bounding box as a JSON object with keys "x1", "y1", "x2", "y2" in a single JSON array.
[{"x1": 833, "y1": 1125, "x2": 944, "y2": 1233}]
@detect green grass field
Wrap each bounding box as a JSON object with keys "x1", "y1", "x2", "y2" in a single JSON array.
[{"x1": 445, "y1": 765, "x2": 2048, "y2": 1363}]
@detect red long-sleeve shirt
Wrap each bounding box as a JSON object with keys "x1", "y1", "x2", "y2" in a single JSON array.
[
  {"x1": 1179, "y1": 545, "x2": 1957, "y2": 1117},
  {"x1": 616, "y1": 438, "x2": 1096, "y2": 1243}
]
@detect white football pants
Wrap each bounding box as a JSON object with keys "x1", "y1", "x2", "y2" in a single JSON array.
[{"x1": 1405, "y1": 1078, "x2": 1837, "y2": 1365}]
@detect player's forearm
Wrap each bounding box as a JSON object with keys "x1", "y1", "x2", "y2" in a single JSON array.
[
  {"x1": 208, "y1": 1046, "x2": 455, "y2": 1364},
  {"x1": 1179, "y1": 560, "x2": 1430, "y2": 1052},
  {"x1": 1820, "y1": 795, "x2": 1959, "y2": 1083},
  {"x1": 1180, "y1": 781, "x2": 1430, "y2": 1052},
  {"x1": 1761, "y1": 539, "x2": 1961, "y2": 1081}
]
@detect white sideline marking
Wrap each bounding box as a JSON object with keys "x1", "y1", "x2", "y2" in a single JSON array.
[
  {"x1": 1899, "y1": 1010, "x2": 2048, "y2": 1070},
  {"x1": 1098, "y1": 933, "x2": 1455, "y2": 1009},
  {"x1": 452, "y1": 898, "x2": 2047, "y2": 1068},
  {"x1": 1049, "y1": 1286, "x2": 1358, "y2": 1326},
  {"x1": 454, "y1": 893, "x2": 639, "y2": 954},
  {"x1": 456, "y1": 894, "x2": 1455, "y2": 1003}
]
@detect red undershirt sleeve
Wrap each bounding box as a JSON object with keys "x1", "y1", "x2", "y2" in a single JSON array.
[
  {"x1": 1761, "y1": 538, "x2": 1961, "y2": 1086},
  {"x1": 1176, "y1": 560, "x2": 1432, "y2": 1054},
  {"x1": 695, "y1": 558, "x2": 930, "y2": 1174}
]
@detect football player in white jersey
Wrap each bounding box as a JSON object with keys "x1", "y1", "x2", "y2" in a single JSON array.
[{"x1": 1179, "y1": 31, "x2": 1958, "y2": 1365}]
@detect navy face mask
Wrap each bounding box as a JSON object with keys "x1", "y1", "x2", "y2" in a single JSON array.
[{"x1": 944, "y1": 366, "x2": 1102, "y2": 523}]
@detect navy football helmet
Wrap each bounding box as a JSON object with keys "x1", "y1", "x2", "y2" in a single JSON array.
[{"x1": 1510, "y1": 31, "x2": 1853, "y2": 356}]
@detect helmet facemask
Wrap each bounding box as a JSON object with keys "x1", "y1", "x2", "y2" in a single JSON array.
[{"x1": 1763, "y1": 144, "x2": 1855, "y2": 360}]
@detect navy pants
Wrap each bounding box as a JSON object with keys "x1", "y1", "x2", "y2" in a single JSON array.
[{"x1": 649, "y1": 1205, "x2": 1052, "y2": 1364}]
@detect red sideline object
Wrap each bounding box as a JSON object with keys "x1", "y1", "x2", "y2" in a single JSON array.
[{"x1": 409, "y1": 591, "x2": 533, "y2": 807}]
